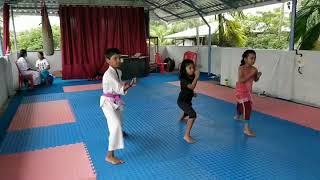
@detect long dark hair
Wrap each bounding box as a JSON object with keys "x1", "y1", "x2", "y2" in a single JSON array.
[
  {"x1": 38, "y1": 51, "x2": 44, "y2": 59},
  {"x1": 179, "y1": 59, "x2": 195, "y2": 79},
  {"x1": 19, "y1": 49, "x2": 27, "y2": 58},
  {"x1": 240, "y1": 50, "x2": 256, "y2": 66}
]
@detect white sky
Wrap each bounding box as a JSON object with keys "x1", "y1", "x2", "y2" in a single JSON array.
[
  {"x1": 10, "y1": 3, "x2": 291, "y2": 32},
  {"x1": 10, "y1": 16, "x2": 60, "y2": 32}
]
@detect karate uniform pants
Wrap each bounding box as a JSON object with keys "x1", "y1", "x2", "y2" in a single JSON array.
[{"x1": 101, "y1": 101, "x2": 124, "y2": 151}]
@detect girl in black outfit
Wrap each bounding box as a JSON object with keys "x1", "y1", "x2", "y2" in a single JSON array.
[{"x1": 177, "y1": 59, "x2": 200, "y2": 144}]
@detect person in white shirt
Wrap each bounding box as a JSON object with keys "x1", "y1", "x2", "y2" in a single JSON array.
[
  {"x1": 36, "y1": 51, "x2": 50, "y2": 85},
  {"x1": 16, "y1": 49, "x2": 41, "y2": 85},
  {"x1": 100, "y1": 48, "x2": 135, "y2": 165}
]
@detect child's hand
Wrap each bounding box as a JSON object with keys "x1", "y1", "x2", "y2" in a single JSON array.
[
  {"x1": 124, "y1": 83, "x2": 132, "y2": 91},
  {"x1": 130, "y1": 77, "x2": 137, "y2": 86},
  {"x1": 257, "y1": 72, "x2": 262, "y2": 78},
  {"x1": 255, "y1": 72, "x2": 262, "y2": 82},
  {"x1": 194, "y1": 70, "x2": 200, "y2": 79}
]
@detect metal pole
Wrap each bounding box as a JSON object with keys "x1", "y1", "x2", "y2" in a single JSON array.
[
  {"x1": 196, "y1": 26, "x2": 199, "y2": 46},
  {"x1": 186, "y1": 0, "x2": 212, "y2": 76},
  {"x1": 289, "y1": 0, "x2": 297, "y2": 50},
  {"x1": 11, "y1": 7, "x2": 18, "y2": 53},
  {"x1": 0, "y1": 30, "x2": 3, "y2": 56}
]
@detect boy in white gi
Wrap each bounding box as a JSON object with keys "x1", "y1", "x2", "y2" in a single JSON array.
[{"x1": 100, "y1": 48, "x2": 134, "y2": 165}]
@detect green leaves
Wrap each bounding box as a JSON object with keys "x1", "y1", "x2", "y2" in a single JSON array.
[
  {"x1": 150, "y1": 18, "x2": 202, "y2": 45},
  {"x1": 223, "y1": 18, "x2": 247, "y2": 47},
  {"x1": 240, "y1": 6, "x2": 290, "y2": 49},
  {"x1": 11, "y1": 25, "x2": 60, "y2": 51},
  {"x1": 295, "y1": 0, "x2": 320, "y2": 50}
]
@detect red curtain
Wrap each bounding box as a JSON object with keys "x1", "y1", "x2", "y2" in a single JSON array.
[
  {"x1": 3, "y1": 3, "x2": 10, "y2": 54},
  {"x1": 59, "y1": 6, "x2": 148, "y2": 79}
]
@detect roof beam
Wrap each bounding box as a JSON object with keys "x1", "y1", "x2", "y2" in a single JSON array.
[
  {"x1": 169, "y1": 0, "x2": 289, "y2": 21},
  {"x1": 148, "y1": 0, "x2": 183, "y2": 10},
  {"x1": 181, "y1": 0, "x2": 207, "y2": 16},
  {"x1": 152, "y1": 11, "x2": 168, "y2": 22},
  {"x1": 218, "y1": 0, "x2": 237, "y2": 9},
  {"x1": 162, "y1": 3, "x2": 224, "y2": 19},
  {"x1": 145, "y1": 0, "x2": 182, "y2": 19}
]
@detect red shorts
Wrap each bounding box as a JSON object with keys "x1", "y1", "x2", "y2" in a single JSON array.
[{"x1": 237, "y1": 101, "x2": 252, "y2": 120}]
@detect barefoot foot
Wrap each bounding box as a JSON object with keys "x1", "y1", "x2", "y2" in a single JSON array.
[
  {"x1": 184, "y1": 135, "x2": 196, "y2": 144},
  {"x1": 244, "y1": 128, "x2": 256, "y2": 137},
  {"x1": 234, "y1": 115, "x2": 242, "y2": 121},
  {"x1": 105, "y1": 156, "x2": 125, "y2": 165}
]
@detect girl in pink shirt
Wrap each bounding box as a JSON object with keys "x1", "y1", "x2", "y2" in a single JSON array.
[{"x1": 235, "y1": 50, "x2": 261, "y2": 137}]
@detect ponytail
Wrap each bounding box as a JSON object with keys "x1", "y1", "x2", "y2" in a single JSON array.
[{"x1": 240, "y1": 59, "x2": 245, "y2": 66}]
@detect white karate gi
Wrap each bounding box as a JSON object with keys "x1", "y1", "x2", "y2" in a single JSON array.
[
  {"x1": 100, "y1": 66, "x2": 126, "y2": 151},
  {"x1": 16, "y1": 57, "x2": 41, "y2": 85}
]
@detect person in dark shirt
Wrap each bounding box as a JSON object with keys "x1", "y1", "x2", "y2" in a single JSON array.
[{"x1": 177, "y1": 59, "x2": 200, "y2": 144}]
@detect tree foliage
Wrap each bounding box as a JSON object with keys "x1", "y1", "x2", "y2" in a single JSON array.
[
  {"x1": 215, "y1": 12, "x2": 247, "y2": 47},
  {"x1": 295, "y1": 0, "x2": 320, "y2": 50},
  {"x1": 238, "y1": 7, "x2": 290, "y2": 49},
  {"x1": 150, "y1": 18, "x2": 202, "y2": 45},
  {"x1": 10, "y1": 25, "x2": 60, "y2": 51}
]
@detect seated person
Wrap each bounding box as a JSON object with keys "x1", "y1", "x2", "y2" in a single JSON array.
[
  {"x1": 16, "y1": 49, "x2": 41, "y2": 86},
  {"x1": 36, "y1": 51, "x2": 53, "y2": 85}
]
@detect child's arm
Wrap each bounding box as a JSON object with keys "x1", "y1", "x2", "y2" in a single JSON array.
[
  {"x1": 123, "y1": 83, "x2": 132, "y2": 92},
  {"x1": 104, "y1": 75, "x2": 131, "y2": 96},
  {"x1": 45, "y1": 60, "x2": 50, "y2": 70},
  {"x1": 255, "y1": 72, "x2": 262, "y2": 82},
  {"x1": 238, "y1": 67, "x2": 257, "y2": 83},
  {"x1": 35, "y1": 62, "x2": 40, "y2": 72},
  {"x1": 186, "y1": 70, "x2": 200, "y2": 90}
]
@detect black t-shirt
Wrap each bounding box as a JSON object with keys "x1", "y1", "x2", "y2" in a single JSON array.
[{"x1": 178, "y1": 77, "x2": 194, "y2": 102}]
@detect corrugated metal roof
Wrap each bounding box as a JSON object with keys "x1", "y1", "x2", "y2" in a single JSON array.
[
  {"x1": 1, "y1": 0, "x2": 288, "y2": 21},
  {"x1": 164, "y1": 23, "x2": 219, "y2": 39}
]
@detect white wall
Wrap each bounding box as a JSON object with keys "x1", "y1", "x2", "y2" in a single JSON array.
[
  {"x1": 0, "y1": 57, "x2": 10, "y2": 109},
  {"x1": 292, "y1": 50, "x2": 320, "y2": 106},
  {"x1": 0, "y1": 56, "x2": 17, "y2": 109}
]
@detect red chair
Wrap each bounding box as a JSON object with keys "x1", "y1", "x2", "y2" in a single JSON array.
[
  {"x1": 179, "y1": 51, "x2": 198, "y2": 71},
  {"x1": 15, "y1": 62, "x2": 34, "y2": 89},
  {"x1": 155, "y1": 52, "x2": 167, "y2": 74},
  {"x1": 183, "y1": 51, "x2": 197, "y2": 64}
]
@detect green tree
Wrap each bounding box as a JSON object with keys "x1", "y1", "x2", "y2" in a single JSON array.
[
  {"x1": 150, "y1": 21, "x2": 172, "y2": 45},
  {"x1": 216, "y1": 12, "x2": 247, "y2": 47},
  {"x1": 11, "y1": 25, "x2": 61, "y2": 51},
  {"x1": 150, "y1": 18, "x2": 202, "y2": 45},
  {"x1": 239, "y1": 7, "x2": 290, "y2": 49},
  {"x1": 295, "y1": 0, "x2": 320, "y2": 50}
]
